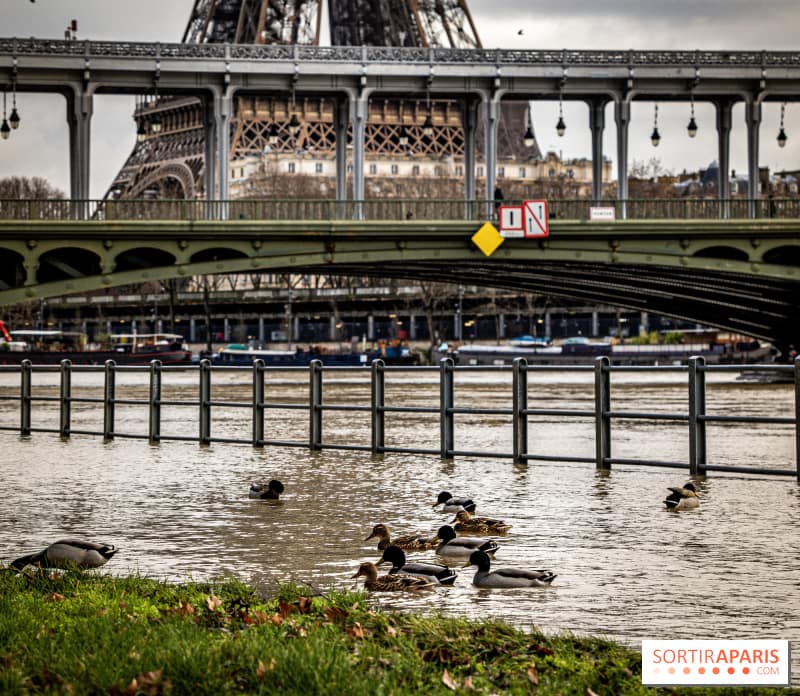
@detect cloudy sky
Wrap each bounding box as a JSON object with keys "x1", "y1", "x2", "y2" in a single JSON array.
[{"x1": 0, "y1": 0, "x2": 797, "y2": 197}]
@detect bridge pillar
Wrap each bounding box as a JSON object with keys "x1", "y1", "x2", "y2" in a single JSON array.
[
  {"x1": 614, "y1": 99, "x2": 630, "y2": 219},
  {"x1": 215, "y1": 92, "x2": 233, "y2": 219},
  {"x1": 350, "y1": 90, "x2": 370, "y2": 219},
  {"x1": 203, "y1": 96, "x2": 217, "y2": 205},
  {"x1": 334, "y1": 97, "x2": 349, "y2": 216},
  {"x1": 745, "y1": 99, "x2": 762, "y2": 219},
  {"x1": 588, "y1": 97, "x2": 609, "y2": 203},
  {"x1": 715, "y1": 98, "x2": 735, "y2": 218},
  {"x1": 461, "y1": 98, "x2": 479, "y2": 219},
  {"x1": 483, "y1": 95, "x2": 500, "y2": 218},
  {"x1": 67, "y1": 89, "x2": 93, "y2": 218}
]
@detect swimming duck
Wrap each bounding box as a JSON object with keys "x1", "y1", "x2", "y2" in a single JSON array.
[
  {"x1": 433, "y1": 491, "x2": 476, "y2": 513},
  {"x1": 451, "y1": 510, "x2": 512, "y2": 535},
  {"x1": 463, "y1": 550, "x2": 556, "y2": 588},
  {"x1": 249, "y1": 479, "x2": 285, "y2": 500},
  {"x1": 664, "y1": 482, "x2": 700, "y2": 511},
  {"x1": 434, "y1": 525, "x2": 499, "y2": 559},
  {"x1": 10, "y1": 539, "x2": 117, "y2": 571},
  {"x1": 351, "y1": 562, "x2": 433, "y2": 592},
  {"x1": 364, "y1": 523, "x2": 438, "y2": 552},
  {"x1": 378, "y1": 544, "x2": 457, "y2": 585}
]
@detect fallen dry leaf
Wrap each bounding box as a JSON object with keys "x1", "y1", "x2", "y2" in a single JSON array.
[
  {"x1": 385, "y1": 625, "x2": 398, "y2": 637},
  {"x1": 278, "y1": 601, "x2": 296, "y2": 619},
  {"x1": 586, "y1": 689, "x2": 599, "y2": 696},
  {"x1": 347, "y1": 622, "x2": 366, "y2": 639},
  {"x1": 463, "y1": 675, "x2": 475, "y2": 690},
  {"x1": 296, "y1": 596, "x2": 313, "y2": 614},
  {"x1": 323, "y1": 606, "x2": 348, "y2": 623},
  {"x1": 206, "y1": 595, "x2": 222, "y2": 611},
  {"x1": 442, "y1": 668, "x2": 458, "y2": 690},
  {"x1": 527, "y1": 666, "x2": 539, "y2": 685},
  {"x1": 256, "y1": 658, "x2": 275, "y2": 680},
  {"x1": 47, "y1": 593, "x2": 66, "y2": 602}
]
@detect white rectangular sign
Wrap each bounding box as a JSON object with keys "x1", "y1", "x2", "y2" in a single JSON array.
[
  {"x1": 523, "y1": 199, "x2": 549, "y2": 238},
  {"x1": 589, "y1": 206, "x2": 616, "y2": 222},
  {"x1": 642, "y1": 640, "x2": 790, "y2": 687},
  {"x1": 499, "y1": 205, "x2": 524, "y2": 238}
]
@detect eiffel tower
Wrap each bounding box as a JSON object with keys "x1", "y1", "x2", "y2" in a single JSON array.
[{"x1": 108, "y1": 0, "x2": 540, "y2": 200}]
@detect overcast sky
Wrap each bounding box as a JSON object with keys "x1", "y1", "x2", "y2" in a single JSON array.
[{"x1": 0, "y1": 0, "x2": 797, "y2": 197}]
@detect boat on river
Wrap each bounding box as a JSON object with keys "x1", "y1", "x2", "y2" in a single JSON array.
[
  {"x1": 0, "y1": 321, "x2": 193, "y2": 366},
  {"x1": 211, "y1": 339, "x2": 421, "y2": 367},
  {"x1": 436, "y1": 335, "x2": 773, "y2": 367}
]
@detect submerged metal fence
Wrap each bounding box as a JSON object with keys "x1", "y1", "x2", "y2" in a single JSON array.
[{"x1": 1, "y1": 357, "x2": 798, "y2": 480}]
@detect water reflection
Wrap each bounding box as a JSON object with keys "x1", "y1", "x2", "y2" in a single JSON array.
[{"x1": 0, "y1": 370, "x2": 798, "y2": 681}]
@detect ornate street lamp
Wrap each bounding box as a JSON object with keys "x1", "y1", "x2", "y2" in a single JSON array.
[
  {"x1": 687, "y1": 97, "x2": 698, "y2": 138},
  {"x1": 777, "y1": 102, "x2": 787, "y2": 148},
  {"x1": 523, "y1": 102, "x2": 535, "y2": 147},
  {"x1": 650, "y1": 103, "x2": 661, "y2": 147}
]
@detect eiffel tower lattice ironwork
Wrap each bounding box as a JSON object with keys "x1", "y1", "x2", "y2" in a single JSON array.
[{"x1": 108, "y1": 0, "x2": 540, "y2": 200}]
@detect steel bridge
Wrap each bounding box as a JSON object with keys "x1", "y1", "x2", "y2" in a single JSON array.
[
  {"x1": 1, "y1": 38, "x2": 799, "y2": 216},
  {"x1": 0, "y1": 198, "x2": 798, "y2": 350}
]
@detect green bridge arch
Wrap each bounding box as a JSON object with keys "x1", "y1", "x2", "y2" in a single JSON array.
[{"x1": 0, "y1": 217, "x2": 798, "y2": 348}]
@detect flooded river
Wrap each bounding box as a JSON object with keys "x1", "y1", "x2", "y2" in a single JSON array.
[{"x1": 1, "y1": 366, "x2": 798, "y2": 680}]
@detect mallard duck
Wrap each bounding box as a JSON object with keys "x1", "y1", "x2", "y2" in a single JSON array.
[
  {"x1": 364, "y1": 523, "x2": 438, "y2": 552},
  {"x1": 664, "y1": 482, "x2": 700, "y2": 511},
  {"x1": 378, "y1": 545, "x2": 457, "y2": 585},
  {"x1": 10, "y1": 539, "x2": 117, "y2": 571},
  {"x1": 433, "y1": 491, "x2": 476, "y2": 513},
  {"x1": 351, "y1": 562, "x2": 433, "y2": 592},
  {"x1": 434, "y1": 525, "x2": 499, "y2": 559},
  {"x1": 463, "y1": 550, "x2": 556, "y2": 588},
  {"x1": 249, "y1": 479, "x2": 284, "y2": 500},
  {"x1": 451, "y1": 510, "x2": 512, "y2": 535}
]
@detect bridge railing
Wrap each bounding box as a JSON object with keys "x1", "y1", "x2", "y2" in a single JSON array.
[
  {"x1": 1, "y1": 356, "x2": 797, "y2": 479},
  {"x1": 0, "y1": 197, "x2": 797, "y2": 222}
]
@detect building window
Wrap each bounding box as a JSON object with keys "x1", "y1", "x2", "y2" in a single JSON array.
[
  {"x1": 412, "y1": 165, "x2": 420, "y2": 176},
  {"x1": 455, "y1": 165, "x2": 463, "y2": 176},
  {"x1": 346, "y1": 164, "x2": 353, "y2": 174},
  {"x1": 288, "y1": 162, "x2": 296, "y2": 174},
  {"x1": 369, "y1": 164, "x2": 377, "y2": 175},
  {"x1": 390, "y1": 164, "x2": 399, "y2": 175},
  {"x1": 477, "y1": 166, "x2": 484, "y2": 177},
  {"x1": 519, "y1": 167, "x2": 526, "y2": 178},
  {"x1": 548, "y1": 168, "x2": 556, "y2": 178},
  {"x1": 315, "y1": 163, "x2": 324, "y2": 174},
  {"x1": 498, "y1": 167, "x2": 505, "y2": 177},
  {"x1": 434, "y1": 166, "x2": 442, "y2": 176}
]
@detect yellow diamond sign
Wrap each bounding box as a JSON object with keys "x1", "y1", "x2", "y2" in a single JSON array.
[{"x1": 471, "y1": 221, "x2": 505, "y2": 257}]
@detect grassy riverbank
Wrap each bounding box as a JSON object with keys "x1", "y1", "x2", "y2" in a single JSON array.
[{"x1": 0, "y1": 570, "x2": 795, "y2": 696}]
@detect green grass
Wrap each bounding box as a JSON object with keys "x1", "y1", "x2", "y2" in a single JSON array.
[{"x1": 0, "y1": 568, "x2": 796, "y2": 695}]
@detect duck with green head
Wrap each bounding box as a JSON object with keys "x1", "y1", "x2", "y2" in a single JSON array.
[{"x1": 463, "y1": 550, "x2": 556, "y2": 588}]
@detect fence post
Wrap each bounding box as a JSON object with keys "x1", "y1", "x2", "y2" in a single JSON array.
[
  {"x1": 199, "y1": 358, "x2": 212, "y2": 445},
  {"x1": 149, "y1": 359, "x2": 162, "y2": 444},
  {"x1": 20, "y1": 359, "x2": 32, "y2": 436},
  {"x1": 440, "y1": 357, "x2": 454, "y2": 460},
  {"x1": 252, "y1": 359, "x2": 265, "y2": 448},
  {"x1": 371, "y1": 359, "x2": 385, "y2": 455},
  {"x1": 309, "y1": 359, "x2": 323, "y2": 450},
  {"x1": 103, "y1": 359, "x2": 116, "y2": 441},
  {"x1": 59, "y1": 359, "x2": 72, "y2": 438},
  {"x1": 512, "y1": 357, "x2": 528, "y2": 464},
  {"x1": 594, "y1": 356, "x2": 611, "y2": 471},
  {"x1": 795, "y1": 357, "x2": 800, "y2": 481},
  {"x1": 688, "y1": 356, "x2": 707, "y2": 476}
]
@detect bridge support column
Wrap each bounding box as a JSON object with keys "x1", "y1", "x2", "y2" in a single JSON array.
[
  {"x1": 715, "y1": 98, "x2": 734, "y2": 219},
  {"x1": 258, "y1": 317, "x2": 264, "y2": 342},
  {"x1": 215, "y1": 92, "x2": 232, "y2": 220},
  {"x1": 461, "y1": 98, "x2": 479, "y2": 219},
  {"x1": 614, "y1": 99, "x2": 630, "y2": 219},
  {"x1": 367, "y1": 315, "x2": 375, "y2": 341},
  {"x1": 190, "y1": 318, "x2": 197, "y2": 342},
  {"x1": 203, "y1": 97, "x2": 217, "y2": 208},
  {"x1": 483, "y1": 95, "x2": 500, "y2": 218},
  {"x1": 588, "y1": 97, "x2": 609, "y2": 203},
  {"x1": 745, "y1": 99, "x2": 762, "y2": 219},
  {"x1": 409, "y1": 314, "x2": 417, "y2": 340},
  {"x1": 591, "y1": 311, "x2": 599, "y2": 337},
  {"x1": 67, "y1": 89, "x2": 93, "y2": 219},
  {"x1": 334, "y1": 97, "x2": 349, "y2": 217},
  {"x1": 350, "y1": 90, "x2": 370, "y2": 220}
]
